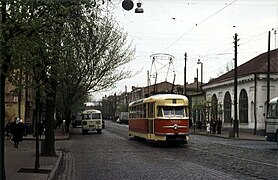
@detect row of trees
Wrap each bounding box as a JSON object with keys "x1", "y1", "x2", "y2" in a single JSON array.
[{"x1": 0, "y1": 0, "x2": 134, "y2": 177}]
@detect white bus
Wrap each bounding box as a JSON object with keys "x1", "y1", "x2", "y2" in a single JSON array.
[
  {"x1": 265, "y1": 97, "x2": 278, "y2": 145},
  {"x1": 81, "y1": 109, "x2": 103, "y2": 134}
]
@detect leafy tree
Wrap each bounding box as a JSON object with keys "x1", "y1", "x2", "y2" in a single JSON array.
[
  {"x1": 218, "y1": 59, "x2": 234, "y2": 76},
  {"x1": 0, "y1": 0, "x2": 40, "y2": 177},
  {"x1": 1, "y1": 0, "x2": 134, "y2": 176},
  {"x1": 55, "y1": 7, "x2": 134, "y2": 130}
]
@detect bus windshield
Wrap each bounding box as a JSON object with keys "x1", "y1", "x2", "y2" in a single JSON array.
[
  {"x1": 83, "y1": 113, "x2": 101, "y2": 120},
  {"x1": 268, "y1": 103, "x2": 278, "y2": 118},
  {"x1": 157, "y1": 106, "x2": 187, "y2": 118}
]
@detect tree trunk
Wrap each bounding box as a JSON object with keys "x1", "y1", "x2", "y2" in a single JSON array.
[
  {"x1": 0, "y1": 64, "x2": 7, "y2": 179},
  {"x1": 34, "y1": 86, "x2": 41, "y2": 171},
  {"x1": 1, "y1": 1, "x2": 8, "y2": 178},
  {"x1": 43, "y1": 78, "x2": 57, "y2": 156}
]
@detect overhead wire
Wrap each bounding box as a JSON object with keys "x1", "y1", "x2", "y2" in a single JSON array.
[
  {"x1": 113, "y1": 0, "x2": 277, "y2": 87},
  {"x1": 162, "y1": 0, "x2": 238, "y2": 51}
]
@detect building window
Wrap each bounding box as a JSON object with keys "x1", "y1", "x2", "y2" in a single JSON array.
[
  {"x1": 224, "y1": 92, "x2": 232, "y2": 124},
  {"x1": 239, "y1": 89, "x2": 248, "y2": 123}
]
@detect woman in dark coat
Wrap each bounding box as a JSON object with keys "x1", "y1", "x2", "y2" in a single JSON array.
[{"x1": 12, "y1": 119, "x2": 25, "y2": 148}]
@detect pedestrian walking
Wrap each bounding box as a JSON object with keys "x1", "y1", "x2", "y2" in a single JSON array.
[
  {"x1": 211, "y1": 118, "x2": 216, "y2": 134},
  {"x1": 12, "y1": 118, "x2": 25, "y2": 148},
  {"x1": 38, "y1": 120, "x2": 44, "y2": 139},
  {"x1": 217, "y1": 118, "x2": 222, "y2": 134},
  {"x1": 197, "y1": 120, "x2": 202, "y2": 131},
  {"x1": 5, "y1": 120, "x2": 12, "y2": 140},
  {"x1": 57, "y1": 114, "x2": 62, "y2": 129}
]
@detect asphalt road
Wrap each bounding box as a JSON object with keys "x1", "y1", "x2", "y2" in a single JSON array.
[{"x1": 55, "y1": 120, "x2": 278, "y2": 180}]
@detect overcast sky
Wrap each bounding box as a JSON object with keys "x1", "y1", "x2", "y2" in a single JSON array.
[{"x1": 94, "y1": 0, "x2": 278, "y2": 100}]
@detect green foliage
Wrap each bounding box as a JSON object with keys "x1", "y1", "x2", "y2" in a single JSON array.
[
  {"x1": 1, "y1": 0, "x2": 134, "y2": 115},
  {"x1": 54, "y1": 4, "x2": 135, "y2": 116}
]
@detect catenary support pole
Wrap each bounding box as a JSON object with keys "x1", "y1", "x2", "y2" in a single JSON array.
[
  {"x1": 234, "y1": 33, "x2": 239, "y2": 138},
  {"x1": 267, "y1": 31, "x2": 271, "y2": 113},
  {"x1": 184, "y1": 52, "x2": 187, "y2": 96}
]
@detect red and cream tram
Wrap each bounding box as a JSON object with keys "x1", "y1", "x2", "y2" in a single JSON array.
[{"x1": 128, "y1": 94, "x2": 190, "y2": 144}]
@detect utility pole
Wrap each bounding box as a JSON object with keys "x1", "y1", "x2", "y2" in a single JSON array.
[
  {"x1": 184, "y1": 52, "x2": 187, "y2": 96},
  {"x1": 267, "y1": 31, "x2": 271, "y2": 113},
  {"x1": 114, "y1": 93, "x2": 117, "y2": 120},
  {"x1": 125, "y1": 85, "x2": 128, "y2": 111},
  {"x1": 234, "y1": 33, "x2": 239, "y2": 138},
  {"x1": 147, "y1": 70, "x2": 150, "y2": 96},
  {"x1": 196, "y1": 68, "x2": 199, "y2": 93},
  {"x1": 274, "y1": 30, "x2": 277, "y2": 49}
]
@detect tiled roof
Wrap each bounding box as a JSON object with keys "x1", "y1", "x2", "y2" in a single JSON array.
[{"x1": 204, "y1": 48, "x2": 278, "y2": 86}]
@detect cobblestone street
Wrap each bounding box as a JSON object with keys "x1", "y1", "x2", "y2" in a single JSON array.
[{"x1": 55, "y1": 120, "x2": 278, "y2": 180}]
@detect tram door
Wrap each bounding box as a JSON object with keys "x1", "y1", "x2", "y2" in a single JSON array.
[{"x1": 147, "y1": 103, "x2": 154, "y2": 136}]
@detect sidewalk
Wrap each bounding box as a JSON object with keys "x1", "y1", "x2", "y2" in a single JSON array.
[
  {"x1": 4, "y1": 128, "x2": 69, "y2": 180},
  {"x1": 190, "y1": 127, "x2": 266, "y2": 141}
]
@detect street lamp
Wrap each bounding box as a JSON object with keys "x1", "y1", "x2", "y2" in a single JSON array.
[
  {"x1": 122, "y1": 0, "x2": 134, "y2": 10},
  {"x1": 122, "y1": 0, "x2": 144, "y2": 13},
  {"x1": 197, "y1": 59, "x2": 203, "y2": 91}
]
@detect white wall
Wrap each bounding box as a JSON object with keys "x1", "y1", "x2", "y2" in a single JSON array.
[{"x1": 204, "y1": 74, "x2": 278, "y2": 131}]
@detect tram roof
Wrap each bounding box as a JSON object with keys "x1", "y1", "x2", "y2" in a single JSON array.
[
  {"x1": 129, "y1": 94, "x2": 188, "y2": 106},
  {"x1": 269, "y1": 97, "x2": 278, "y2": 104}
]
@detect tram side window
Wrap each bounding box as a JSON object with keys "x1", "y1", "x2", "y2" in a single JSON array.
[
  {"x1": 143, "y1": 104, "x2": 146, "y2": 118},
  {"x1": 130, "y1": 105, "x2": 146, "y2": 118},
  {"x1": 139, "y1": 105, "x2": 143, "y2": 118},
  {"x1": 130, "y1": 107, "x2": 135, "y2": 118},
  {"x1": 148, "y1": 103, "x2": 154, "y2": 118}
]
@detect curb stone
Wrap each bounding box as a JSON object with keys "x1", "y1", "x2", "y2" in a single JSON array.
[{"x1": 48, "y1": 151, "x2": 63, "y2": 180}]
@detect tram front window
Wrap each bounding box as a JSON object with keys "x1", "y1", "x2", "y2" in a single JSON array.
[{"x1": 157, "y1": 106, "x2": 186, "y2": 118}]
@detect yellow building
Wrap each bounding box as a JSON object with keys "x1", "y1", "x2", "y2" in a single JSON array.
[{"x1": 4, "y1": 75, "x2": 35, "y2": 130}]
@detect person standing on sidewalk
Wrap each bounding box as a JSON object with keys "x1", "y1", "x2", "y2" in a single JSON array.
[
  {"x1": 206, "y1": 121, "x2": 210, "y2": 135},
  {"x1": 12, "y1": 118, "x2": 25, "y2": 148}
]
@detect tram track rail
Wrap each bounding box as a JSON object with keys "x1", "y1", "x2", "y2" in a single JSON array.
[
  {"x1": 185, "y1": 142, "x2": 278, "y2": 180},
  {"x1": 189, "y1": 146, "x2": 278, "y2": 168}
]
